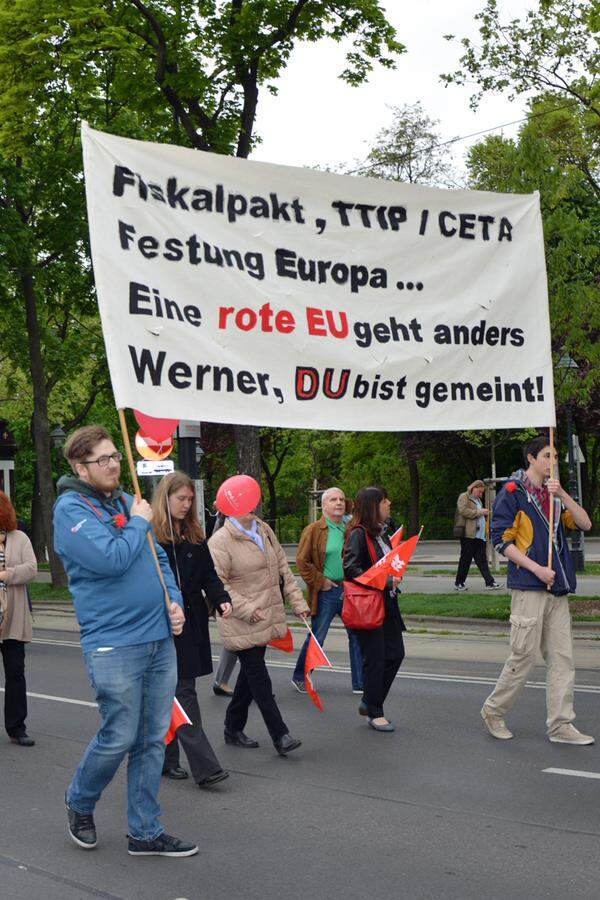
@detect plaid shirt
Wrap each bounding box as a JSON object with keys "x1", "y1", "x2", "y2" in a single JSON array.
[{"x1": 522, "y1": 474, "x2": 550, "y2": 519}]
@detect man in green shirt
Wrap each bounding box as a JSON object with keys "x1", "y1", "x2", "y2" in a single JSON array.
[{"x1": 292, "y1": 488, "x2": 363, "y2": 693}]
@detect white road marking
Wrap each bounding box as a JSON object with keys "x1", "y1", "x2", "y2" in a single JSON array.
[
  {"x1": 543, "y1": 768, "x2": 600, "y2": 781},
  {"x1": 16, "y1": 638, "x2": 600, "y2": 703},
  {"x1": 0, "y1": 688, "x2": 96, "y2": 708}
]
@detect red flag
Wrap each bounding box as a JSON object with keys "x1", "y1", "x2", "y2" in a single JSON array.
[
  {"x1": 268, "y1": 628, "x2": 294, "y2": 653},
  {"x1": 356, "y1": 529, "x2": 422, "y2": 588},
  {"x1": 304, "y1": 634, "x2": 333, "y2": 712},
  {"x1": 355, "y1": 546, "x2": 396, "y2": 589},
  {"x1": 164, "y1": 697, "x2": 192, "y2": 744},
  {"x1": 390, "y1": 525, "x2": 404, "y2": 548},
  {"x1": 387, "y1": 532, "x2": 421, "y2": 581}
]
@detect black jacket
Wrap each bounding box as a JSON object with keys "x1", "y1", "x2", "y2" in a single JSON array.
[
  {"x1": 343, "y1": 526, "x2": 405, "y2": 628},
  {"x1": 160, "y1": 538, "x2": 231, "y2": 679}
]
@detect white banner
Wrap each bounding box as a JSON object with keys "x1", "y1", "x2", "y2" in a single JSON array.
[{"x1": 82, "y1": 124, "x2": 555, "y2": 431}]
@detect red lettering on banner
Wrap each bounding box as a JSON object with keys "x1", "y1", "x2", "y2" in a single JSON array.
[
  {"x1": 218, "y1": 301, "x2": 296, "y2": 334},
  {"x1": 306, "y1": 307, "x2": 349, "y2": 338}
]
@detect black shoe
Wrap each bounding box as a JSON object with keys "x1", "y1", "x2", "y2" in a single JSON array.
[
  {"x1": 213, "y1": 684, "x2": 234, "y2": 697},
  {"x1": 358, "y1": 701, "x2": 369, "y2": 717},
  {"x1": 162, "y1": 765, "x2": 189, "y2": 780},
  {"x1": 128, "y1": 832, "x2": 198, "y2": 857},
  {"x1": 198, "y1": 769, "x2": 229, "y2": 787},
  {"x1": 224, "y1": 729, "x2": 259, "y2": 748},
  {"x1": 65, "y1": 797, "x2": 97, "y2": 850},
  {"x1": 273, "y1": 733, "x2": 302, "y2": 756},
  {"x1": 10, "y1": 733, "x2": 35, "y2": 747}
]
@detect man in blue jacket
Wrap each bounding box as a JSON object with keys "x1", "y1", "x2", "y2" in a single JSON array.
[
  {"x1": 53, "y1": 424, "x2": 197, "y2": 857},
  {"x1": 481, "y1": 434, "x2": 593, "y2": 746}
]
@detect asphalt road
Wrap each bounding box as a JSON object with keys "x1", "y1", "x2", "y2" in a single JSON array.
[{"x1": 2, "y1": 629, "x2": 600, "y2": 900}]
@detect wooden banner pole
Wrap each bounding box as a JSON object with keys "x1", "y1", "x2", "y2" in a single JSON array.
[
  {"x1": 117, "y1": 408, "x2": 172, "y2": 611},
  {"x1": 547, "y1": 426, "x2": 555, "y2": 591}
]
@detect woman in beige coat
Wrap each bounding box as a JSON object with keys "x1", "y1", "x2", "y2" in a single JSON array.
[
  {"x1": 0, "y1": 492, "x2": 38, "y2": 746},
  {"x1": 208, "y1": 510, "x2": 309, "y2": 756}
]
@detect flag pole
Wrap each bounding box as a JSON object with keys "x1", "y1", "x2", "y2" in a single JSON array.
[
  {"x1": 117, "y1": 408, "x2": 172, "y2": 611},
  {"x1": 547, "y1": 425, "x2": 555, "y2": 591}
]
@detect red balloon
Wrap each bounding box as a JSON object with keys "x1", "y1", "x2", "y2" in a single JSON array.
[
  {"x1": 215, "y1": 475, "x2": 262, "y2": 517},
  {"x1": 133, "y1": 410, "x2": 179, "y2": 443}
]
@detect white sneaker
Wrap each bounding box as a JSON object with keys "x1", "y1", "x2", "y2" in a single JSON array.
[
  {"x1": 454, "y1": 584, "x2": 468, "y2": 592},
  {"x1": 481, "y1": 707, "x2": 513, "y2": 740},
  {"x1": 486, "y1": 582, "x2": 503, "y2": 590},
  {"x1": 548, "y1": 724, "x2": 594, "y2": 746}
]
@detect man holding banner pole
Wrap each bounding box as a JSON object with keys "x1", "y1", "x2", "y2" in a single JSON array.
[
  {"x1": 53, "y1": 425, "x2": 198, "y2": 857},
  {"x1": 481, "y1": 434, "x2": 593, "y2": 746}
]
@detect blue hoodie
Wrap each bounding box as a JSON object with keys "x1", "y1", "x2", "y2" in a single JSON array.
[
  {"x1": 53, "y1": 476, "x2": 182, "y2": 653},
  {"x1": 491, "y1": 468, "x2": 577, "y2": 596}
]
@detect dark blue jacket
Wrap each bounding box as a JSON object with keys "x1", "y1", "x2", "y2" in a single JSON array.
[
  {"x1": 53, "y1": 476, "x2": 182, "y2": 652},
  {"x1": 491, "y1": 469, "x2": 577, "y2": 596}
]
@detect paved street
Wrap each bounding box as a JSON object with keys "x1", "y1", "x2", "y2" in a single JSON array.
[{"x1": 2, "y1": 626, "x2": 600, "y2": 900}]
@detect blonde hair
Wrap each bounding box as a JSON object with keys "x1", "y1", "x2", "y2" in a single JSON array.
[
  {"x1": 152, "y1": 471, "x2": 204, "y2": 544},
  {"x1": 467, "y1": 480, "x2": 485, "y2": 493}
]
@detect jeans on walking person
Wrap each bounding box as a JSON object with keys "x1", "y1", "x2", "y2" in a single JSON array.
[
  {"x1": 292, "y1": 585, "x2": 363, "y2": 690},
  {"x1": 67, "y1": 638, "x2": 177, "y2": 841}
]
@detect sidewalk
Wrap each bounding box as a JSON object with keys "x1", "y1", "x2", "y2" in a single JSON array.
[{"x1": 31, "y1": 606, "x2": 600, "y2": 668}]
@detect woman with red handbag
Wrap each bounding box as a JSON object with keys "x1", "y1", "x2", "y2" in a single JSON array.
[{"x1": 343, "y1": 487, "x2": 405, "y2": 732}]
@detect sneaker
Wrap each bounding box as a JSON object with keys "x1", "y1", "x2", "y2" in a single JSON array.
[
  {"x1": 454, "y1": 584, "x2": 468, "y2": 592},
  {"x1": 548, "y1": 724, "x2": 595, "y2": 746},
  {"x1": 128, "y1": 832, "x2": 199, "y2": 857},
  {"x1": 486, "y1": 582, "x2": 503, "y2": 590},
  {"x1": 352, "y1": 689, "x2": 363, "y2": 695},
  {"x1": 65, "y1": 796, "x2": 97, "y2": 850},
  {"x1": 290, "y1": 678, "x2": 307, "y2": 694},
  {"x1": 481, "y1": 707, "x2": 513, "y2": 740}
]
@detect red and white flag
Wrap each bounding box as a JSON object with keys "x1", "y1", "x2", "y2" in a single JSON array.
[
  {"x1": 304, "y1": 634, "x2": 333, "y2": 712},
  {"x1": 355, "y1": 527, "x2": 423, "y2": 588},
  {"x1": 164, "y1": 697, "x2": 192, "y2": 744},
  {"x1": 386, "y1": 531, "x2": 421, "y2": 581}
]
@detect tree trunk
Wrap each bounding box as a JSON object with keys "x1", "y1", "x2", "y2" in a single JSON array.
[
  {"x1": 30, "y1": 466, "x2": 46, "y2": 561},
  {"x1": 407, "y1": 456, "x2": 420, "y2": 536},
  {"x1": 233, "y1": 423, "x2": 262, "y2": 515},
  {"x1": 22, "y1": 271, "x2": 67, "y2": 588}
]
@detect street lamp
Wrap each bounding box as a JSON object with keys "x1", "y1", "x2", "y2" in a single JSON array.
[
  {"x1": 557, "y1": 354, "x2": 585, "y2": 572},
  {"x1": 50, "y1": 425, "x2": 66, "y2": 449}
]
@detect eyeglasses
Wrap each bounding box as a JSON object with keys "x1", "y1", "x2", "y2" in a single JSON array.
[{"x1": 82, "y1": 452, "x2": 123, "y2": 468}]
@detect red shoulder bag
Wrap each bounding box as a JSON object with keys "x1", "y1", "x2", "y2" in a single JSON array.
[{"x1": 342, "y1": 528, "x2": 385, "y2": 630}]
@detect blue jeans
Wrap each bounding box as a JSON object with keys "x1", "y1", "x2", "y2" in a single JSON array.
[
  {"x1": 292, "y1": 585, "x2": 364, "y2": 690},
  {"x1": 67, "y1": 638, "x2": 177, "y2": 841}
]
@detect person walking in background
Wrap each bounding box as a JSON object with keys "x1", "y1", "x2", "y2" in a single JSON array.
[
  {"x1": 153, "y1": 472, "x2": 232, "y2": 788},
  {"x1": 291, "y1": 487, "x2": 363, "y2": 694},
  {"x1": 343, "y1": 487, "x2": 405, "y2": 733},
  {"x1": 0, "y1": 491, "x2": 38, "y2": 747},
  {"x1": 54, "y1": 425, "x2": 197, "y2": 858},
  {"x1": 454, "y1": 480, "x2": 502, "y2": 592},
  {"x1": 481, "y1": 435, "x2": 594, "y2": 746},
  {"x1": 208, "y1": 478, "x2": 310, "y2": 756}
]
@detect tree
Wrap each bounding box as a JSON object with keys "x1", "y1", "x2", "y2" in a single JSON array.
[
  {"x1": 466, "y1": 110, "x2": 600, "y2": 521},
  {"x1": 260, "y1": 428, "x2": 294, "y2": 528},
  {"x1": 442, "y1": 0, "x2": 599, "y2": 123},
  {"x1": 359, "y1": 101, "x2": 458, "y2": 187}
]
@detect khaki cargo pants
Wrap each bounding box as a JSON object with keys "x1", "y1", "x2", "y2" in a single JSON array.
[{"x1": 483, "y1": 589, "x2": 575, "y2": 735}]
